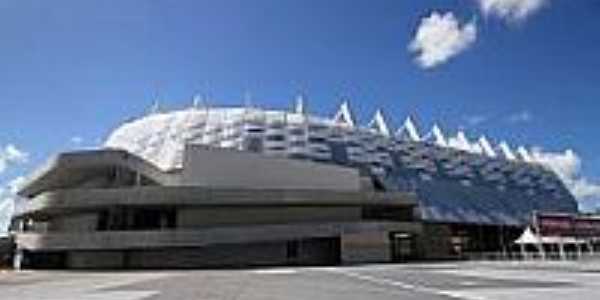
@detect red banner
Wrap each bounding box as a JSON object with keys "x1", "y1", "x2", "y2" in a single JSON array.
[{"x1": 536, "y1": 213, "x2": 600, "y2": 237}]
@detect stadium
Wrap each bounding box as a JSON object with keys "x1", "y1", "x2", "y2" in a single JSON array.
[{"x1": 9, "y1": 98, "x2": 578, "y2": 269}]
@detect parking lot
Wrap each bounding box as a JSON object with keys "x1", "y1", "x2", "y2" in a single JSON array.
[{"x1": 2, "y1": 260, "x2": 600, "y2": 300}]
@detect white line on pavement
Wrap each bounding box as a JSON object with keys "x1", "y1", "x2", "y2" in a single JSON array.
[
  {"x1": 250, "y1": 268, "x2": 299, "y2": 275},
  {"x1": 324, "y1": 269, "x2": 487, "y2": 300}
]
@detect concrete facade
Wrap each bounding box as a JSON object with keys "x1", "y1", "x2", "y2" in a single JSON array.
[
  {"x1": 182, "y1": 145, "x2": 361, "y2": 191},
  {"x1": 11, "y1": 147, "x2": 420, "y2": 269}
]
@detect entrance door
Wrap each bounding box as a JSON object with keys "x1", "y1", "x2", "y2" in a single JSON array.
[{"x1": 390, "y1": 232, "x2": 415, "y2": 262}]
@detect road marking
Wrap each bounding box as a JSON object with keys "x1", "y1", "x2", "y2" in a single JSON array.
[
  {"x1": 459, "y1": 281, "x2": 479, "y2": 286},
  {"x1": 0, "y1": 271, "x2": 169, "y2": 300},
  {"x1": 250, "y1": 268, "x2": 298, "y2": 275},
  {"x1": 325, "y1": 269, "x2": 487, "y2": 300},
  {"x1": 44, "y1": 291, "x2": 160, "y2": 300}
]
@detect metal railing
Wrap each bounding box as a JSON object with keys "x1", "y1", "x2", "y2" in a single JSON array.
[{"x1": 463, "y1": 250, "x2": 600, "y2": 261}]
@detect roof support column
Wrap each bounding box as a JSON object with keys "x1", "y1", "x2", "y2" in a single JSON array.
[
  {"x1": 13, "y1": 248, "x2": 23, "y2": 271},
  {"x1": 537, "y1": 241, "x2": 546, "y2": 260}
]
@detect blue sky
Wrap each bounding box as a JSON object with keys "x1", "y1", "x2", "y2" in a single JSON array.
[{"x1": 1, "y1": 0, "x2": 600, "y2": 214}]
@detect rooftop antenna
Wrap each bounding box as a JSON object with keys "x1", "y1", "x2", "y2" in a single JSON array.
[
  {"x1": 294, "y1": 93, "x2": 306, "y2": 115},
  {"x1": 148, "y1": 81, "x2": 163, "y2": 115},
  {"x1": 149, "y1": 100, "x2": 161, "y2": 115},
  {"x1": 192, "y1": 94, "x2": 201, "y2": 109},
  {"x1": 244, "y1": 91, "x2": 253, "y2": 108},
  {"x1": 192, "y1": 93, "x2": 208, "y2": 110}
]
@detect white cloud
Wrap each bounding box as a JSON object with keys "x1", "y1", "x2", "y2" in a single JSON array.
[
  {"x1": 0, "y1": 144, "x2": 28, "y2": 174},
  {"x1": 0, "y1": 176, "x2": 26, "y2": 235},
  {"x1": 477, "y1": 0, "x2": 548, "y2": 22},
  {"x1": 463, "y1": 115, "x2": 488, "y2": 126},
  {"x1": 507, "y1": 110, "x2": 533, "y2": 124},
  {"x1": 531, "y1": 148, "x2": 600, "y2": 209},
  {"x1": 70, "y1": 136, "x2": 83, "y2": 145},
  {"x1": 7, "y1": 176, "x2": 25, "y2": 195},
  {"x1": 409, "y1": 11, "x2": 477, "y2": 69}
]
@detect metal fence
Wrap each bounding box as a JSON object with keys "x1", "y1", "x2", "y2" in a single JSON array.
[{"x1": 463, "y1": 250, "x2": 600, "y2": 261}]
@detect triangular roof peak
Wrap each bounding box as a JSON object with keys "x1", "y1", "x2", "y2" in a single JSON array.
[
  {"x1": 333, "y1": 100, "x2": 356, "y2": 127},
  {"x1": 367, "y1": 109, "x2": 391, "y2": 137},
  {"x1": 423, "y1": 123, "x2": 447, "y2": 147},
  {"x1": 448, "y1": 130, "x2": 473, "y2": 152},
  {"x1": 498, "y1": 141, "x2": 517, "y2": 160},
  {"x1": 478, "y1": 135, "x2": 497, "y2": 158},
  {"x1": 517, "y1": 146, "x2": 533, "y2": 162},
  {"x1": 395, "y1": 116, "x2": 421, "y2": 141}
]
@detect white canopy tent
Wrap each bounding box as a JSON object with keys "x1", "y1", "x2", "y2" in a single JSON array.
[{"x1": 514, "y1": 227, "x2": 593, "y2": 260}]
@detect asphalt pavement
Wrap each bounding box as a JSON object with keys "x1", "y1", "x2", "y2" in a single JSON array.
[{"x1": 1, "y1": 261, "x2": 600, "y2": 300}]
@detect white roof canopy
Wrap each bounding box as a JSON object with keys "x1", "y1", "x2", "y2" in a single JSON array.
[
  {"x1": 514, "y1": 227, "x2": 541, "y2": 244},
  {"x1": 514, "y1": 227, "x2": 587, "y2": 245}
]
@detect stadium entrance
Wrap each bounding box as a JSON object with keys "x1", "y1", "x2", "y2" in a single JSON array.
[{"x1": 389, "y1": 232, "x2": 416, "y2": 262}]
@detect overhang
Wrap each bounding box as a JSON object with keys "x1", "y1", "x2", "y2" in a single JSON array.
[
  {"x1": 15, "y1": 186, "x2": 417, "y2": 218},
  {"x1": 18, "y1": 149, "x2": 180, "y2": 198}
]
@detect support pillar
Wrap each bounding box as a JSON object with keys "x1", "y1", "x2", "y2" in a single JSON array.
[
  {"x1": 499, "y1": 225, "x2": 507, "y2": 260},
  {"x1": 559, "y1": 242, "x2": 566, "y2": 261},
  {"x1": 13, "y1": 248, "x2": 23, "y2": 271},
  {"x1": 537, "y1": 242, "x2": 546, "y2": 260}
]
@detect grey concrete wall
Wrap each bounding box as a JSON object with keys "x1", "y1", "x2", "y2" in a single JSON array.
[
  {"x1": 341, "y1": 232, "x2": 391, "y2": 263},
  {"x1": 0, "y1": 238, "x2": 12, "y2": 266},
  {"x1": 19, "y1": 150, "x2": 182, "y2": 198},
  {"x1": 417, "y1": 224, "x2": 454, "y2": 259},
  {"x1": 64, "y1": 238, "x2": 340, "y2": 269},
  {"x1": 127, "y1": 243, "x2": 289, "y2": 268},
  {"x1": 68, "y1": 251, "x2": 124, "y2": 269},
  {"x1": 177, "y1": 207, "x2": 361, "y2": 228},
  {"x1": 182, "y1": 145, "x2": 360, "y2": 191},
  {"x1": 16, "y1": 222, "x2": 414, "y2": 251},
  {"x1": 48, "y1": 213, "x2": 97, "y2": 232},
  {"x1": 20, "y1": 187, "x2": 414, "y2": 218},
  {"x1": 340, "y1": 222, "x2": 423, "y2": 263}
]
